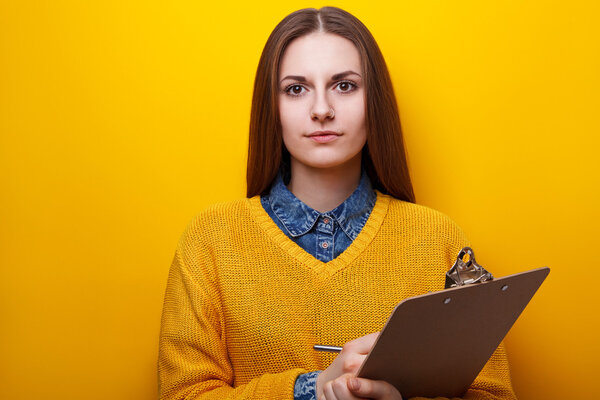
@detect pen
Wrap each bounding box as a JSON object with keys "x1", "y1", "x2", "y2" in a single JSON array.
[{"x1": 313, "y1": 344, "x2": 342, "y2": 353}]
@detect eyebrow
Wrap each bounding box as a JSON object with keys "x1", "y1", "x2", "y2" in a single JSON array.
[{"x1": 279, "y1": 70, "x2": 361, "y2": 84}]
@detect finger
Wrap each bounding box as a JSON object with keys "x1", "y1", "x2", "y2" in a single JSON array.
[
  {"x1": 327, "y1": 375, "x2": 365, "y2": 400},
  {"x1": 323, "y1": 380, "x2": 338, "y2": 400},
  {"x1": 347, "y1": 377, "x2": 402, "y2": 399},
  {"x1": 342, "y1": 332, "x2": 380, "y2": 355},
  {"x1": 340, "y1": 352, "x2": 367, "y2": 373}
]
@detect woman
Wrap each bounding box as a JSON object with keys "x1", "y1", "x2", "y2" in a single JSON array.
[{"x1": 158, "y1": 7, "x2": 516, "y2": 400}]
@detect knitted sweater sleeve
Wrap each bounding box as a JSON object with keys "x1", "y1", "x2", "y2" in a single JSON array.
[{"x1": 157, "y1": 223, "x2": 306, "y2": 400}]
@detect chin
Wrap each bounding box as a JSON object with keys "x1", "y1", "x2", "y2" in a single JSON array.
[
  {"x1": 289, "y1": 146, "x2": 364, "y2": 171},
  {"x1": 297, "y1": 155, "x2": 360, "y2": 171}
]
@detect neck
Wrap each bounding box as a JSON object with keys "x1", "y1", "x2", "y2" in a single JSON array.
[{"x1": 287, "y1": 156, "x2": 362, "y2": 213}]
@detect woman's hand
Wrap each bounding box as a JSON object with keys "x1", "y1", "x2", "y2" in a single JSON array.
[
  {"x1": 316, "y1": 332, "x2": 403, "y2": 399},
  {"x1": 322, "y1": 374, "x2": 403, "y2": 400}
]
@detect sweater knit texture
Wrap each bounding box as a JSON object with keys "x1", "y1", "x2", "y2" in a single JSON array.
[{"x1": 158, "y1": 192, "x2": 517, "y2": 400}]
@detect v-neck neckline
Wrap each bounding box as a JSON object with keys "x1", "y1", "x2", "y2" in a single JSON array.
[{"x1": 247, "y1": 191, "x2": 391, "y2": 276}]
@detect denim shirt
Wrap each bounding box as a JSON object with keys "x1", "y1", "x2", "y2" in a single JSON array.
[
  {"x1": 260, "y1": 171, "x2": 377, "y2": 400},
  {"x1": 261, "y1": 172, "x2": 377, "y2": 263}
]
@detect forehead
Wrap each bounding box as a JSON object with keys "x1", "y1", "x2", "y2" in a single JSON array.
[{"x1": 279, "y1": 32, "x2": 362, "y2": 78}]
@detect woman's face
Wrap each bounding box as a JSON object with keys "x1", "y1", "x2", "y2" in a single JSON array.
[{"x1": 278, "y1": 32, "x2": 366, "y2": 172}]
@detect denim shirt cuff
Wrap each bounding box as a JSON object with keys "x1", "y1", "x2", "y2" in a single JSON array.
[{"x1": 294, "y1": 371, "x2": 321, "y2": 400}]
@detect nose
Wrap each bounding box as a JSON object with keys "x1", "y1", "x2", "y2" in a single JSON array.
[{"x1": 310, "y1": 91, "x2": 334, "y2": 121}]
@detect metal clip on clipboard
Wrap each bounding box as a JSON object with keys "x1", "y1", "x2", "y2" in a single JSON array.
[{"x1": 445, "y1": 247, "x2": 494, "y2": 289}]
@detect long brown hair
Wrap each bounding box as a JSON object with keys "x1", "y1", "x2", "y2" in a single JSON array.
[{"x1": 246, "y1": 6, "x2": 415, "y2": 203}]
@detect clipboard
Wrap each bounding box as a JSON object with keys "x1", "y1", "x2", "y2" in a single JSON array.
[{"x1": 356, "y1": 266, "x2": 550, "y2": 399}]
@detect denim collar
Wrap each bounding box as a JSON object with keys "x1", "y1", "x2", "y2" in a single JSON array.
[{"x1": 266, "y1": 171, "x2": 377, "y2": 240}]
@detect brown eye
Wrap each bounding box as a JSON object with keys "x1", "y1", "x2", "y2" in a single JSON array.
[
  {"x1": 286, "y1": 85, "x2": 306, "y2": 96},
  {"x1": 336, "y1": 81, "x2": 356, "y2": 93}
]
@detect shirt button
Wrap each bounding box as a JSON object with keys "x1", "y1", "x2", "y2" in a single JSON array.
[
  {"x1": 323, "y1": 218, "x2": 330, "y2": 224},
  {"x1": 321, "y1": 242, "x2": 329, "y2": 249}
]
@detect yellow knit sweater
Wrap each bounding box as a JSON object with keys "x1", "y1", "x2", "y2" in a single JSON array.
[{"x1": 158, "y1": 193, "x2": 516, "y2": 400}]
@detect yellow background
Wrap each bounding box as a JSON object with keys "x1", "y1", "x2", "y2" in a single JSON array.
[{"x1": 1, "y1": 1, "x2": 598, "y2": 399}]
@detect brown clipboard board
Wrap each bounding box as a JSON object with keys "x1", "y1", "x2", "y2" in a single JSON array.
[{"x1": 356, "y1": 267, "x2": 550, "y2": 399}]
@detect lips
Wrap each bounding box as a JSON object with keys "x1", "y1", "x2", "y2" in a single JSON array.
[{"x1": 307, "y1": 130, "x2": 341, "y2": 143}]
